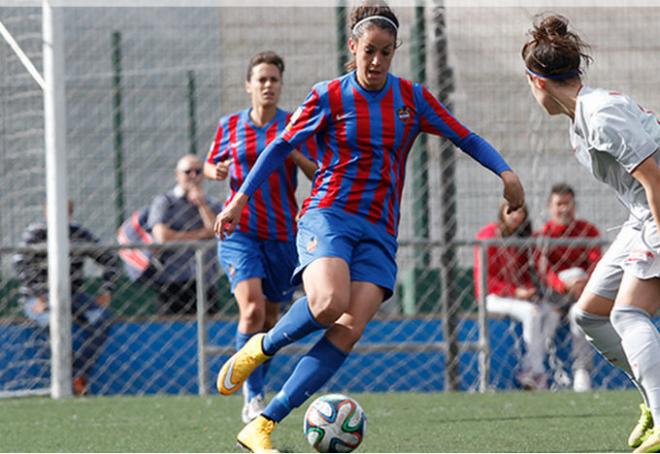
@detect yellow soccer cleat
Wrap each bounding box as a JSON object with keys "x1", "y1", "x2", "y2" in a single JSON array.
[
  {"x1": 217, "y1": 333, "x2": 271, "y2": 395},
  {"x1": 236, "y1": 415, "x2": 279, "y2": 453},
  {"x1": 630, "y1": 404, "x2": 654, "y2": 448},
  {"x1": 634, "y1": 427, "x2": 660, "y2": 453}
]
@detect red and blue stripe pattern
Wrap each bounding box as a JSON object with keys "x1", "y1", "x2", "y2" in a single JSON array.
[
  {"x1": 207, "y1": 108, "x2": 300, "y2": 241},
  {"x1": 283, "y1": 72, "x2": 470, "y2": 236}
]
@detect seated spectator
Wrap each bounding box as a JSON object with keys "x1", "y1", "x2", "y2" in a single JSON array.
[
  {"x1": 147, "y1": 154, "x2": 223, "y2": 315},
  {"x1": 537, "y1": 183, "x2": 601, "y2": 392},
  {"x1": 474, "y1": 201, "x2": 561, "y2": 390},
  {"x1": 12, "y1": 200, "x2": 119, "y2": 395}
]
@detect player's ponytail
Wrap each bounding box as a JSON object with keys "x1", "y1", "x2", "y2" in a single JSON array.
[
  {"x1": 345, "y1": 0, "x2": 400, "y2": 72},
  {"x1": 522, "y1": 14, "x2": 592, "y2": 83}
]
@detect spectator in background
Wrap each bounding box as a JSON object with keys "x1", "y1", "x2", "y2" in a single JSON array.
[
  {"x1": 474, "y1": 201, "x2": 561, "y2": 390},
  {"x1": 147, "y1": 154, "x2": 223, "y2": 315},
  {"x1": 13, "y1": 200, "x2": 119, "y2": 395},
  {"x1": 537, "y1": 183, "x2": 601, "y2": 392}
]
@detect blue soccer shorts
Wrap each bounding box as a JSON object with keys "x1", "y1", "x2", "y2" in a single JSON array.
[
  {"x1": 293, "y1": 207, "x2": 398, "y2": 300},
  {"x1": 218, "y1": 231, "x2": 298, "y2": 303}
]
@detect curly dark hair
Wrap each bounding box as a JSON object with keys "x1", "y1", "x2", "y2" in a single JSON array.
[{"x1": 521, "y1": 14, "x2": 592, "y2": 83}]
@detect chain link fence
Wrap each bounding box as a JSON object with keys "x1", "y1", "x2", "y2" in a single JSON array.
[{"x1": 1, "y1": 4, "x2": 660, "y2": 397}]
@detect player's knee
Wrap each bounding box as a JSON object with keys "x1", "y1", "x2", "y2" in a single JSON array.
[
  {"x1": 571, "y1": 305, "x2": 592, "y2": 333},
  {"x1": 326, "y1": 323, "x2": 364, "y2": 351},
  {"x1": 240, "y1": 300, "x2": 266, "y2": 329},
  {"x1": 609, "y1": 305, "x2": 638, "y2": 336},
  {"x1": 308, "y1": 290, "x2": 349, "y2": 325}
]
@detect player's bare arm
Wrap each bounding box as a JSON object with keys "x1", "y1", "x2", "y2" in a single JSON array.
[{"x1": 291, "y1": 150, "x2": 317, "y2": 181}]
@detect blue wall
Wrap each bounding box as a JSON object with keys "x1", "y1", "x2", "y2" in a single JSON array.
[{"x1": 0, "y1": 318, "x2": 639, "y2": 395}]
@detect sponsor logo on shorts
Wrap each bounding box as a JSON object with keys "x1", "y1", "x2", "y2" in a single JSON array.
[
  {"x1": 306, "y1": 236, "x2": 318, "y2": 253},
  {"x1": 228, "y1": 264, "x2": 236, "y2": 278}
]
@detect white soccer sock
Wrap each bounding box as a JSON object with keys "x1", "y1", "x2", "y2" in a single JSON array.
[
  {"x1": 611, "y1": 305, "x2": 660, "y2": 423},
  {"x1": 572, "y1": 307, "x2": 649, "y2": 405}
]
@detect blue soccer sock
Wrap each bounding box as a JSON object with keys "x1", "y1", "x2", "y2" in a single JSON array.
[
  {"x1": 261, "y1": 358, "x2": 272, "y2": 384},
  {"x1": 262, "y1": 297, "x2": 326, "y2": 356},
  {"x1": 236, "y1": 330, "x2": 265, "y2": 400},
  {"x1": 262, "y1": 336, "x2": 348, "y2": 423}
]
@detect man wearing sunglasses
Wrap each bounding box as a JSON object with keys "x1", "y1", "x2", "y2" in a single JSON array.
[{"x1": 147, "y1": 154, "x2": 223, "y2": 315}]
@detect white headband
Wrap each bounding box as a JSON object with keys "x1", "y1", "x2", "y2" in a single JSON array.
[{"x1": 351, "y1": 15, "x2": 399, "y2": 35}]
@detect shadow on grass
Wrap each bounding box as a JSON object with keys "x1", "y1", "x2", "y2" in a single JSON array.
[{"x1": 433, "y1": 411, "x2": 622, "y2": 425}]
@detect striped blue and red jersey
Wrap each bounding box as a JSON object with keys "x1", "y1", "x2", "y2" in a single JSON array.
[
  {"x1": 207, "y1": 108, "x2": 301, "y2": 241},
  {"x1": 282, "y1": 71, "x2": 472, "y2": 236}
]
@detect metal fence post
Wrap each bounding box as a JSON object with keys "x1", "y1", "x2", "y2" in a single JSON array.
[
  {"x1": 478, "y1": 241, "x2": 490, "y2": 393},
  {"x1": 111, "y1": 31, "x2": 125, "y2": 232},
  {"x1": 335, "y1": 0, "x2": 348, "y2": 75},
  {"x1": 195, "y1": 247, "x2": 208, "y2": 396},
  {"x1": 187, "y1": 70, "x2": 197, "y2": 155},
  {"x1": 431, "y1": 0, "x2": 460, "y2": 391}
]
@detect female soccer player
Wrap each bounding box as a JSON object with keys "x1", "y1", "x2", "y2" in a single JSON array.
[
  {"x1": 204, "y1": 51, "x2": 316, "y2": 424},
  {"x1": 474, "y1": 202, "x2": 561, "y2": 390},
  {"x1": 522, "y1": 14, "x2": 660, "y2": 453},
  {"x1": 215, "y1": 4, "x2": 524, "y2": 451}
]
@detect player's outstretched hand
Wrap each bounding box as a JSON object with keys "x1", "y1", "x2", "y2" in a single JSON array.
[
  {"x1": 501, "y1": 170, "x2": 525, "y2": 213},
  {"x1": 214, "y1": 193, "x2": 248, "y2": 240}
]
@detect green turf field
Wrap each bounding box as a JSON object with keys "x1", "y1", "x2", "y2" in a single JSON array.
[{"x1": 0, "y1": 389, "x2": 640, "y2": 452}]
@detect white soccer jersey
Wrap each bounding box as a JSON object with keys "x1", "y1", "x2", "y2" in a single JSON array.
[{"x1": 570, "y1": 86, "x2": 660, "y2": 224}]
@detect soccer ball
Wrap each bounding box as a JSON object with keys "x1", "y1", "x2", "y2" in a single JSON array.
[{"x1": 303, "y1": 394, "x2": 366, "y2": 453}]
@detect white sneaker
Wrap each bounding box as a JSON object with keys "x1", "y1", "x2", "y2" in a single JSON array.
[
  {"x1": 241, "y1": 395, "x2": 267, "y2": 424},
  {"x1": 573, "y1": 368, "x2": 592, "y2": 392}
]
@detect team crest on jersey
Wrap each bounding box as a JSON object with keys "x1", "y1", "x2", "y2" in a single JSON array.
[
  {"x1": 306, "y1": 236, "x2": 318, "y2": 253},
  {"x1": 286, "y1": 107, "x2": 303, "y2": 132},
  {"x1": 397, "y1": 106, "x2": 411, "y2": 122}
]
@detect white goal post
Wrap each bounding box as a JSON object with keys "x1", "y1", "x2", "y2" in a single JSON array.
[
  {"x1": 42, "y1": 0, "x2": 72, "y2": 400},
  {"x1": 0, "y1": 1, "x2": 72, "y2": 399}
]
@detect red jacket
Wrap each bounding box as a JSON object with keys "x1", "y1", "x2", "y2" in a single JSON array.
[
  {"x1": 473, "y1": 223, "x2": 536, "y2": 300},
  {"x1": 537, "y1": 219, "x2": 601, "y2": 293}
]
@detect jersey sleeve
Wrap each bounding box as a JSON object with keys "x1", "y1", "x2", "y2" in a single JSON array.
[
  {"x1": 297, "y1": 135, "x2": 320, "y2": 162},
  {"x1": 206, "y1": 116, "x2": 230, "y2": 164},
  {"x1": 415, "y1": 85, "x2": 512, "y2": 175},
  {"x1": 415, "y1": 85, "x2": 471, "y2": 143},
  {"x1": 588, "y1": 103, "x2": 659, "y2": 173},
  {"x1": 282, "y1": 87, "x2": 329, "y2": 148}
]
